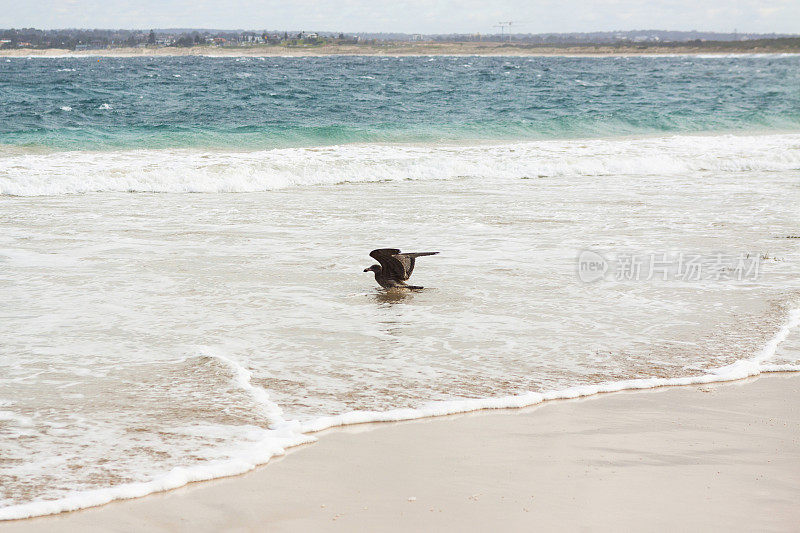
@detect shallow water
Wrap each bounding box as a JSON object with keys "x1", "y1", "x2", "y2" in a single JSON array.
[{"x1": 1, "y1": 56, "x2": 800, "y2": 518}]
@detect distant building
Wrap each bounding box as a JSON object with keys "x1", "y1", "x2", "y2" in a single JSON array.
[{"x1": 411, "y1": 34, "x2": 424, "y2": 41}]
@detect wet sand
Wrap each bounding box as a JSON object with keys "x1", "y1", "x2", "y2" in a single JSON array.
[{"x1": 2, "y1": 373, "x2": 798, "y2": 532}]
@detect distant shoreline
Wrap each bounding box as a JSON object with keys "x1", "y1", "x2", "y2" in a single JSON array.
[{"x1": 3, "y1": 41, "x2": 800, "y2": 57}]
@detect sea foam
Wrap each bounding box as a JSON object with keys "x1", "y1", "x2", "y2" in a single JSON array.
[
  {"x1": 1, "y1": 307, "x2": 798, "y2": 521},
  {"x1": 1, "y1": 133, "x2": 798, "y2": 196}
]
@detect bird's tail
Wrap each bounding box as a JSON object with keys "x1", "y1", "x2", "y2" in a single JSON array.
[{"x1": 406, "y1": 285, "x2": 424, "y2": 290}]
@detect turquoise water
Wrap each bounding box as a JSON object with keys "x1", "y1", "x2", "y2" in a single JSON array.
[{"x1": 1, "y1": 55, "x2": 799, "y2": 151}]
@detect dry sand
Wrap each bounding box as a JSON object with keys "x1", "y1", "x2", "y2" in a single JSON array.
[
  {"x1": 2, "y1": 373, "x2": 798, "y2": 532},
  {"x1": 2, "y1": 43, "x2": 799, "y2": 57}
]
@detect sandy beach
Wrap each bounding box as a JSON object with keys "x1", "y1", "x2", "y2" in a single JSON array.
[
  {"x1": 2, "y1": 42, "x2": 799, "y2": 57},
  {"x1": 2, "y1": 373, "x2": 797, "y2": 532},
  {"x1": 2, "y1": 46, "x2": 799, "y2": 531}
]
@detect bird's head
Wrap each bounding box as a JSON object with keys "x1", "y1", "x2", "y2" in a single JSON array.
[{"x1": 364, "y1": 264, "x2": 381, "y2": 273}]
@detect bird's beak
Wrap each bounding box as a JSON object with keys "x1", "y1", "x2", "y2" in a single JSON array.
[{"x1": 363, "y1": 267, "x2": 370, "y2": 272}]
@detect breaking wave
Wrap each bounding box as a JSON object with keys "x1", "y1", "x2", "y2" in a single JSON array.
[{"x1": 1, "y1": 133, "x2": 798, "y2": 196}]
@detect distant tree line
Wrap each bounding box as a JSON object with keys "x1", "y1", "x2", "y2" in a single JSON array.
[
  {"x1": 0, "y1": 28, "x2": 363, "y2": 49},
  {"x1": 0, "y1": 27, "x2": 796, "y2": 50}
]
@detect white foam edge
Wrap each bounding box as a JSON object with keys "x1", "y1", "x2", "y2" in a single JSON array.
[
  {"x1": 199, "y1": 350, "x2": 286, "y2": 422},
  {"x1": 1, "y1": 307, "x2": 798, "y2": 521},
  {"x1": 300, "y1": 307, "x2": 800, "y2": 432}
]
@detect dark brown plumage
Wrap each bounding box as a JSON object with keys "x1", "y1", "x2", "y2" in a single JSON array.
[{"x1": 363, "y1": 248, "x2": 439, "y2": 289}]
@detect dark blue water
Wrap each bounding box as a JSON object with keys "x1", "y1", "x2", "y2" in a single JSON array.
[{"x1": 1, "y1": 55, "x2": 799, "y2": 151}]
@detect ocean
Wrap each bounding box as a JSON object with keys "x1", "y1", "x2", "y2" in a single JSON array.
[{"x1": 1, "y1": 54, "x2": 800, "y2": 519}]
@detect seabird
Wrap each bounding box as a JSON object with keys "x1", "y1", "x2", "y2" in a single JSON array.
[{"x1": 364, "y1": 248, "x2": 439, "y2": 289}]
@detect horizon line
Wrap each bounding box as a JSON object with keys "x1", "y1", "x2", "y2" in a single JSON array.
[{"x1": 3, "y1": 27, "x2": 798, "y2": 36}]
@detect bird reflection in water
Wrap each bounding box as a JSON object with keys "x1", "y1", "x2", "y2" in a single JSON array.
[
  {"x1": 372, "y1": 290, "x2": 415, "y2": 339},
  {"x1": 372, "y1": 288, "x2": 415, "y2": 305}
]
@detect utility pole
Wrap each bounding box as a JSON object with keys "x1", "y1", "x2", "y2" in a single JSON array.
[
  {"x1": 493, "y1": 21, "x2": 512, "y2": 42},
  {"x1": 493, "y1": 21, "x2": 526, "y2": 42}
]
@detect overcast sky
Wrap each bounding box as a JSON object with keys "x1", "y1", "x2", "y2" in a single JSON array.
[{"x1": 2, "y1": 0, "x2": 798, "y2": 34}]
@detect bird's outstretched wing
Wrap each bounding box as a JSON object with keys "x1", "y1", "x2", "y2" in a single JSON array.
[
  {"x1": 369, "y1": 248, "x2": 405, "y2": 280},
  {"x1": 393, "y1": 252, "x2": 439, "y2": 279},
  {"x1": 370, "y1": 249, "x2": 439, "y2": 281}
]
